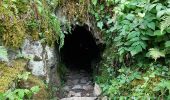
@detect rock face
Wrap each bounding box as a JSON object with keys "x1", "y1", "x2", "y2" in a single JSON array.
[
  {"x1": 22, "y1": 39, "x2": 43, "y2": 60},
  {"x1": 29, "y1": 61, "x2": 45, "y2": 76},
  {"x1": 0, "y1": 46, "x2": 8, "y2": 62},
  {"x1": 21, "y1": 38, "x2": 59, "y2": 83},
  {"x1": 94, "y1": 83, "x2": 102, "y2": 96},
  {"x1": 1, "y1": 37, "x2": 59, "y2": 84}
]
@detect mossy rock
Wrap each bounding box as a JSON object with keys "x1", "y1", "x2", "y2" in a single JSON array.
[
  {"x1": 18, "y1": 75, "x2": 49, "y2": 99},
  {"x1": 0, "y1": 59, "x2": 27, "y2": 93}
]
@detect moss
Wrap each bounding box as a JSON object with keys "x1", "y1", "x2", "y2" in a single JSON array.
[
  {"x1": 0, "y1": 59, "x2": 27, "y2": 93},
  {"x1": 60, "y1": 0, "x2": 90, "y2": 23},
  {"x1": 18, "y1": 75, "x2": 49, "y2": 99},
  {"x1": 0, "y1": 4, "x2": 25, "y2": 49},
  {"x1": 14, "y1": 0, "x2": 29, "y2": 14},
  {"x1": 26, "y1": 19, "x2": 40, "y2": 41},
  {"x1": 57, "y1": 63, "x2": 68, "y2": 82},
  {"x1": 44, "y1": 29, "x2": 56, "y2": 46}
]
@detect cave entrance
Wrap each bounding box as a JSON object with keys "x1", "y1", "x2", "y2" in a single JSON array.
[{"x1": 60, "y1": 25, "x2": 100, "y2": 73}]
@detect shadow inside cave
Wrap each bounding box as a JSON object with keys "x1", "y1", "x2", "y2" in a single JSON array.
[{"x1": 60, "y1": 25, "x2": 101, "y2": 73}]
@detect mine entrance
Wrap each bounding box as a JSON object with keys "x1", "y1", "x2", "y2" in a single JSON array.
[
  {"x1": 60, "y1": 25, "x2": 102, "y2": 98},
  {"x1": 60, "y1": 25, "x2": 100, "y2": 72}
]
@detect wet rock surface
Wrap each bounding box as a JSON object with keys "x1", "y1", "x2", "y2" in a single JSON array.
[{"x1": 61, "y1": 69, "x2": 95, "y2": 99}]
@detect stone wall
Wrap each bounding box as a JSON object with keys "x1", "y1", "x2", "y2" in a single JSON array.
[
  {"x1": 21, "y1": 38, "x2": 59, "y2": 83},
  {"x1": 0, "y1": 37, "x2": 59, "y2": 84}
]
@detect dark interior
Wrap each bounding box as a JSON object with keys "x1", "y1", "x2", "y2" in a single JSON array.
[{"x1": 60, "y1": 25, "x2": 100, "y2": 72}]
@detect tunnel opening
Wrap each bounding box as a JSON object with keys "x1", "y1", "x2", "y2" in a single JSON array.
[
  {"x1": 60, "y1": 25, "x2": 101, "y2": 73},
  {"x1": 59, "y1": 25, "x2": 103, "y2": 98}
]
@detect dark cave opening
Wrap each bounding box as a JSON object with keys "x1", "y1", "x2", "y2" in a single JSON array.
[{"x1": 60, "y1": 25, "x2": 101, "y2": 72}]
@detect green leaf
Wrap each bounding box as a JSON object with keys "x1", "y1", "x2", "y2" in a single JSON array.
[
  {"x1": 165, "y1": 41, "x2": 170, "y2": 47},
  {"x1": 131, "y1": 41, "x2": 140, "y2": 46},
  {"x1": 166, "y1": 27, "x2": 170, "y2": 33},
  {"x1": 24, "y1": 89, "x2": 31, "y2": 98},
  {"x1": 138, "y1": 13, "x2": 145, "y2": 18},
  {"x1": 16, "y1": 89, "x2": 25, "y2": 98},
  {"x1": 140, "y1": 41, "x2": 147, "y2": 49},
  {"x1": 118, "y1": 47, "x2": 125, "y2": 55},
  {"x1": 126, "y1": 14, "x2": 135, "y2": 21},
  {"x1": 107, "y1": 18, "x2": 114, "y2": 24},
  {"x1": 147, "y1": 22, "x2": 155, "y2": 30},
  {"x1": 161, "y1": 16, "x2": 170, "y2": 33},
  {"x1": 148, "y1": 48, "x2": 165, "y2": 61},
  {"x1": 97, "y1": 21, "x2": 103, "y2": 30},
  {"x1": 124, "y1": 41, "x2": 133, "y2": 46},
  {"x1": 127, "y1": 31, "x2": 140, "y2": 40},
  {"x1": 154, "y1": 30, "x2": 163, "y2": 36},
  {"x1": 148, "y1": 4, "x2": 156, "y2": 11},
  {"x1": 18, "y1": 72, "x2": 31, "y2": 81},
  {"x1": 156, "y1": 3, "x2": 163, "y2": 11},
  {"x1": 157, "y1": 10, "x2": 166, "y2": 18},
  {"x1": 31, "y1": 86, "x2": 40, "y2": 93},
  {"x1": 129, "y1": 37, "x2": 140, "y2": 42},
  {"x1": 132, "y1": 41, "x2": 146, "y2": 49},
  {"x1": 92, "y1": 0, "x2": 97, "y2": 5},
  {"x1": 0, "y1": 93, "x2": 4, "y2": 99},
  {"x1": 116, "y1": 42, "x2": 124, "y2": 46},
  {"x1": 129, "y1": 45, "x2": 143, "y2": 56},
  {"x1": 143, "y1": 77, "x2": 149, "y2": 82}
]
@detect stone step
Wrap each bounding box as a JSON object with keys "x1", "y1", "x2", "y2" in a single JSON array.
[{"x1": 60, "y1": 97, "x2": 97, "y2": 100}]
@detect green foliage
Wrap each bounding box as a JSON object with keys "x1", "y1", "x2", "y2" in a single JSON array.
[
  {"x1": 0, "y1": 0, "x2": 64, "y2": 48},
  {"x1": 148, "y1": 48, "x2": 165, "y2": 61},
  {"x1": 92, "y1": 0, "x2": 97, "y2": 6},
  {"x1": 161, "y1": 16, "x2": 170, "y2": 34},
  {"x1": 0, "y1": 86, "x2": 40, "y2": 100},
  {"x1": 97, "y1": 63, "x2": 170, "y2": 99},
  {"x1": 33, "y1": 0, "x2": 64, "y2": 47},
  {"x1": 92, "y1": 0, "x2": 170, "y2": 99},
  {"x1": 0, "y1": 2, "x2": 25, "y2": 48},
  {"x1": 92, "y1": 0, "x2": 170, "y2": 61},
  {"x1": 0, "y1": 71, "x2": 40, "y2": 100},
  {"x1": 17, "y1": 72, "x2": 31, "y2": 81}
]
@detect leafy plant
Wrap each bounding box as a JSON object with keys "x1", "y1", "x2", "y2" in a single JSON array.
[
  {"x1": 1, "y1": 86, "x2": 40, "y2": 100},
  {"x1": 0, "y1": 71, "x2": 40, "y2": 100},
  {"x1": 148, "y1": 48, "x2": 165, "y2": 61},
  {"x1": 17, "y1": 72, "x2": 31, "y2": 81},
  {"x1": 92, "y1": 0, "x2": 170, "y2": 99}
]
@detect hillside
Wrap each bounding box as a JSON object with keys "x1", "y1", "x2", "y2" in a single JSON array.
[{"x1": 0, "y1": 0, "x2": 170, "y2": 99}]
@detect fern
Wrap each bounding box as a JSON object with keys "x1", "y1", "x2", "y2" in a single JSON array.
[
  {"x1": 161, "y1": 16, "x2": 170, "y2": 33},
  {"x1": 148, "y1": 48, "x2": 165, "y2": 61}
]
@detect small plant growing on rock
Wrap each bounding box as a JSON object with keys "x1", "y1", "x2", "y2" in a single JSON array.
[{"x1": 0, "y1": 72, "x2": 40, "y2": 100}]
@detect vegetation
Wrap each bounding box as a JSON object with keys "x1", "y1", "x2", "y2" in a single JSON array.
[
  {"x1": 0, "y1": 0, "x2": 64, "y2": 48},
  {"x1": 92, "y1": 0, "x2": 170, "y2": 99},
  {"x1": 0, "y1": 0, "x2": 170, "y2": 99},
  {"x1": 0, "y1": 72, "x2": 40, "y2": 100},
  {"x1": 0, "y1": 60, "x2": 26, "y2": 93}
]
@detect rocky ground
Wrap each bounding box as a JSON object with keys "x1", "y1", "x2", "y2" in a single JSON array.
[{"x1": 60, "y1": 69, "x2": 97, "y2": 100}]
